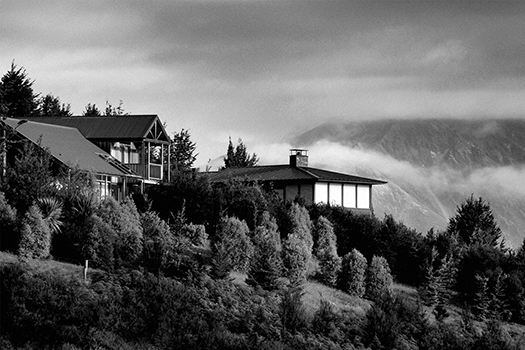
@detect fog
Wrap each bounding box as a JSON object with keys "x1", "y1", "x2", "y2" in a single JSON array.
[{"x1": 253, "y1": 140, "x2": 525, "y2": 248}]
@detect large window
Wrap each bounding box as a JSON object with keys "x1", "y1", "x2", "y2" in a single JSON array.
[
  {"x1": 314, "y1": 182, "x2": 328, "y2": 204},
  {"x1": 343, "y1": 184, "x2": 356, "y2": 208},
  {"x1": 329, "y1": 183, "x2": 342, "y2": 206},
  {"x1": 357, "y1": 185, "x2": 370, "y2": 209}
]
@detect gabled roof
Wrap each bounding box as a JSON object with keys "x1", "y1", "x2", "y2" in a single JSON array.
[
  {"x1": 3, "y1": 118, "x2": 140, "y2": 178},
  {"x1": 207, "y1": 164, "x2": 386, "y2": 185},
  {"x1": 23, "y1": 115, "x2": 171, "y2": 144}
]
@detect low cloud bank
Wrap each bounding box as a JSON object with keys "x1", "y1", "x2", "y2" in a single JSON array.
[{"x1": 255, "y1": 140, "x2": 525, "y2": 248}]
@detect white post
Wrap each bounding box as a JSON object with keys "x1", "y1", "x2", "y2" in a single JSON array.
[{"x1": 83, "y1": 260, "x2": 89, "y2": 281}]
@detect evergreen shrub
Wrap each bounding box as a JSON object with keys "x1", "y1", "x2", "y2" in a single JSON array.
[
  {"x1": 366, "y1": 255, "x2": 393, "y2": 302},
  {"x1": 339, "y1": 249, "x2": 367, "y2": 297}
]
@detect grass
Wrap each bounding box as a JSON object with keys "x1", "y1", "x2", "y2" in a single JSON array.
[
  {"x1": 3, "y1": 250, "x2": 524, "y2": 343},
  {"x1": 0, "y1": 251, "x2": 100, "y2": 282}
]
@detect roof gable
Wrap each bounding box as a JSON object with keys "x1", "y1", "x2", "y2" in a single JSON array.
[{"x1": 23, "y1": 115, "x2": 171, "y2": 144}]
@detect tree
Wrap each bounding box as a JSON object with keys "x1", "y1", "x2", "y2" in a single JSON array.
[
  {"x1": 339, "y1": 249, "x2": 367, "y2": 297},
  {"x1": 313, "y1": 216, "x2": 341, "y2": 287},
  {"x1": 0, "y1": 191, "x2": 18, "y2": 252},
  {"x1": 2, "y1": 137, "x2": 57, "y2": 213},
  {"x1": 211, "y1": 216, "x2": 253, "y2": 278},
  {"x1": 38, "y1": 94, "x2": 72, "y2": 117},
  {"x1": 82, "y1": 103, "x2": 101, "y2": 116},
  {"x1": 170, "y1": 128, "x2": 197, "y2": 172},
  {"x1": 246, "y1": 212, "x2": 282, "y2": 290},
  {"x1": 104, "y1": 100, "x2": 127, "y2": 116},
  {"x1": 447, "y1": 195, "x2": 502, "y2": 248},
  {"x1": 366, "y1": 255, "x2": 393, "y2": 302},
  {"x1": 222, "y1": 137, "x2": 258, "y2": 168},
  {"x1": 97, "y1": 197, "x2": 143, "y2": 267},
  {"x1": 18, "y1": 204, "x2": 52, "y2": 259},
  {"x1": 0, "y1": 62, "x2": 39, "y2": 119}
]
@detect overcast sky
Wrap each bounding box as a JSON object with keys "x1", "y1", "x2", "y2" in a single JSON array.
[{"x1": 2, "y1": 0, "x2": 525, "y2": 167}]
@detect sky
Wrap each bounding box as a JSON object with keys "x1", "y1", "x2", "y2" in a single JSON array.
[{"x1": 2, "y1": 0, "x2": 525, "y2": 168}]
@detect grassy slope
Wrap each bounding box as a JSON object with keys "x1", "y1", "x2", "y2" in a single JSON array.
[{"x1": 3, "y1": 251, "x2": 524, "y2": 342}]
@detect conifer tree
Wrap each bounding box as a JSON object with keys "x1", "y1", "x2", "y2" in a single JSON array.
[
  {"x1": 313, "y1": 216, "x2": 341, "y2": 287},
  {"x1": 246, "y1": 213, "x2": 282, "y2": 290},
  {"x1": 38, "y1": 94, "x2": 71, "y2": 117},
  {"x1": 447, "y1": 195, "x2": 502, "y2": 248},
  {"x1": 339, "y1": 249, "x2": 367, "y2": 297},
  {"x1": 366, "y1": 255, "x2": 393, "y2": 302},
  {"x1": 170, "y1": 128, "x2": 198, "y2": 172},
  {"x1": 282, "y1": 233, "x2": 310, "y2": 285},
  {"x1": 473, "y1": 274, "x2": 490, "y2": 319},
  {"x1": 18, "y1": 204, "x2": 51, "y2": 259},
  {"x1": 211, "y1": 216, "x2": 253, "y2": 278},
  {"x1": 0, "y1": 62, "x2": 39, "y2": 118},
  {"x1": 222, "y1": 137, "x2": 258, "y2": 168}
]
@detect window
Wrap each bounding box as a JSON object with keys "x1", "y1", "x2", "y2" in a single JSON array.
[
  {"x1": 329, "y1": 183, "x2": 342, "y2": 206},
  {"x1": 343, "y1": 184, "x2": 356, "y2": 208},
  {"x1": 357, "y1": 185, "x2": 370, "y2": 209},
  {"x1": 314, "y1": 182, "x2": 328, "y2": 204}
]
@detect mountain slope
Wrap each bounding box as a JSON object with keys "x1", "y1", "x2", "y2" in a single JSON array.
[{"x1": 292, "y1": 118, "x2": 525, "y2": 248}]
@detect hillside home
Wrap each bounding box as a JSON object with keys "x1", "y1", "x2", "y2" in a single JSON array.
[
  {"x1": 24, "y1": 115, "x2": 171, "y2": 185},
  {"x1": 1, "y1": 117, "x2": 141, "y2": 200},
  {"x1": 208, "y1": 149, "x2": 387, "y2": 215}
]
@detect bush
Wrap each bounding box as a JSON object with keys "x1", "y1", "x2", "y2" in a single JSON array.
[
  {"x1": 18, "y1": 205, "x2": 51, "y2": 259},
  {"x1": 0, "y1": 191, "x2": 18, "y2": 252},
  {"x1": 180, "y1": 223, "x2": 208, "y2": 246},
  {"x1": 366, "y1": 255, "x2": 393, "y2": 302},
  {"x1": 97, "y1": 197, "x2": 143, "y2": 266},
  {"x1": 246, "y1": 213, "x2": 283, "y2": 290},
  {"x1": 288, "y1": 203, "x2": 313, "y2": 255},
  {"x1": 313, "y1": 216, "x2": 341, "y2": 287},
  {"x1": 141, "y1": 211, "x2": 174, "y2": 274},
  {"x1": 339, "y1": 249, "x2": 367, "y2": 297},
  {"x1": 279, "y1": 286, "x2": 307, "y2": 335},
  {"x1": 211, "y1": 216, "x2": 253, "y2": 278},
  {"x1": 282, "y1": 233, "x2": 310, "y2": 285}
]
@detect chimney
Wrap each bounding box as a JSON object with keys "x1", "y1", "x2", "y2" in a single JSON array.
[{"x1": 289, "y1": 149, "x2": 308, "y2": 167}]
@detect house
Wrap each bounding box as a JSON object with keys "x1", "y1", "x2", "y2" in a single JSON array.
[
  {"x1": 23, "y1": 115, "x2": 171, "y2": 185},
  {"x1": 208, "y1": 149, "x2": 387, "y2": 215},
  {"x1": 1, "y1": 117, "x2": 141, "y2": 200}
]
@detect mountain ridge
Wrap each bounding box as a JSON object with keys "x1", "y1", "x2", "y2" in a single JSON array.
[{"x1": 292, "y1": 118, "x2": 525, "y2": 248}]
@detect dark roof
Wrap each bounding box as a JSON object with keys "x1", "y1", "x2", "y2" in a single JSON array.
[
  {"x1": 207, "y1": 164, "x2": 386, "y2": 185},
  {"x1": 3, "y1": 118, "x2": 140, "y2": 178},
  {"x1": 23, "y1": 115, "x2": 170, "y2": 143}
]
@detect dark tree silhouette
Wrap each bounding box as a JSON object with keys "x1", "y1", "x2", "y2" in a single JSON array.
[
  {"x1": 0, "y1": 62, "x2": 39, "y2": 118},
  {"x1": 223, "y1": 137, "x2": 258, "y2": 168}
]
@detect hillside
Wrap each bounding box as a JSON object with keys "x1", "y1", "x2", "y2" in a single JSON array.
[{"x1": 292, "y1": 118, "x2": 525, "y2": 248}]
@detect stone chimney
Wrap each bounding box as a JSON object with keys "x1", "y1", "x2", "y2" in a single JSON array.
[{"x1": 289, "y1": 149, "x2": 308, "y2": 167}]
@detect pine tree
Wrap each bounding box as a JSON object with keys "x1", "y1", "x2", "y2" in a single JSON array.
[
  {"x1": 18, "y1": 204, "x2": 51, "y2": 259},
  {"x1": 313, "y1": 216, "x2": 341, "y2": 287},
  {"x1": 339, "y1": 249, "x2": 367, "y2": 297},
  {"x1": 366, "y1": 255, "x2": 393, "y2": 302},
  {"x1": 282, "y1": 233, "x2": 310, "y2": 285},
  {"x1": 246, "y1": 213, "x2": 282, "y2": 290},
  {"x1": 38, "y1": 94, "x2": 72, "y2": 117},
  {"x1": 170, "y1": 128, "x2": 198, "y2": 172},
  {"x1": 473, "y1": 274, "x2": 490, "y2": 320},
  {"x1": 211, "y1": 216, "x2": 253, "y2": 278},
  {"x1": 222, "y1": 137, "x2": 258, "y2": 168},
  {"x1": 447, "y1": 195, "x2": 502, "y2": 248},
  {"x1": 0, "y1": 62, "x2": 39, "y2": 118}
]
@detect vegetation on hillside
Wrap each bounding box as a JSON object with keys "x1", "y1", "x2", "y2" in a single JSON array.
[{"x1": 1, "y1": 63, "x2": 524, "y2": 349}]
